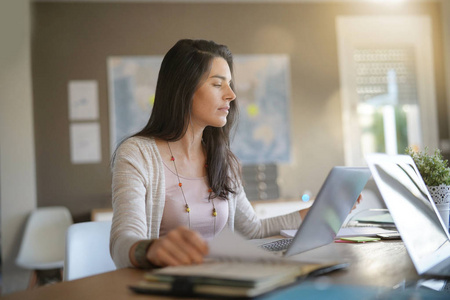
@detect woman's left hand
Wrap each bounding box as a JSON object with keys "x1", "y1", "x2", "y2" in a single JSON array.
[{"x1": 351, "y1": 194, "x2": 363, "y2": 211}]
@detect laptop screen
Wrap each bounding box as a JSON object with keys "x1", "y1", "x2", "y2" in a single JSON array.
[{"x1": 366, "y1": 154, "x2": 450, "y2": 274}]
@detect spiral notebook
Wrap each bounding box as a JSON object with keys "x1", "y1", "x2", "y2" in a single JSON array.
[{"x1": 129, "y1": 229, "x2": 347, "y2": 298}]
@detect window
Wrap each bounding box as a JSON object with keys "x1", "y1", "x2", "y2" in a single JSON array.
[
  {"x1": 355, "y1": 47, "x2": 421, "y2": 156},
  {"x1": 337, "y1": 16, "x2": 438, "y2": 166}
]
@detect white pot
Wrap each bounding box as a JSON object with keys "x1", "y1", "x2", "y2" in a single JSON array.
[{"x1": 427, "y1": 185, "x2": 450, "y2": 231}]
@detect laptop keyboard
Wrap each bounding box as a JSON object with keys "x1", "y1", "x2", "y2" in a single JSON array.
[{"x1": 260, "y1": 238, "x2": 293, "y2": 252}]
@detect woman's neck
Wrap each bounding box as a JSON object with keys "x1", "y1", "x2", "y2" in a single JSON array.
[
  {"x1": 154, "y1": 123, "x2": 207, "y2": 178},
  {"x1": 174, "y1": 136, "x2": 203, "y2": 160},
  {"x1": 161, "y1": 126, "x2": 206, "y2": 178},
  {"x1": 173, "y1": 126, "x2": 204, "y2": 159},
  {"x1": 174, "y1": 126, "x2": 204, "y2": 160}
]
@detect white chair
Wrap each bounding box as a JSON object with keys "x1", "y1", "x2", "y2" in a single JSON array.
[
  {"x1": 64, "y1": 221, "x2": 116, "y2": 281},
  {"x1": 16, "y1": 206, "x2": 73, "y2": 287}
]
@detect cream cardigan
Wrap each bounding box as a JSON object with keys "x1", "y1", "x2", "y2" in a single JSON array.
[{"x1": 110, "y1": 136, "x2": 302, "y2": 268}]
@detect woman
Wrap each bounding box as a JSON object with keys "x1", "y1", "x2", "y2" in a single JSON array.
[{"x1": 110, "y1": 39, "x2": 309, "y2": 269}]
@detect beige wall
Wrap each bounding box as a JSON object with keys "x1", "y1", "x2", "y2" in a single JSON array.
[
  {"x1": 31, "y1": 1, "x2": 447, "y2": 222},
  {"x1": 443, "y1": 0, "x2": 450, "y2": 135},
  {"x1": 0, "y1": 0, "x2": 36, "y2": 294}
]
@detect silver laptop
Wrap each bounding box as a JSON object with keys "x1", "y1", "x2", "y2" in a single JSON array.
[
  {"x1": 366, "y1": 153, "x2": 450, "y2": 277},
  {"x1": 261, "y1": 167, "x2": 372, "y2": 256}
]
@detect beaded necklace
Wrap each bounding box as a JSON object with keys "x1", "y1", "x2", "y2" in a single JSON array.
[{"x1": 167, "y1": 141, "x2": 217, "y2": 235}]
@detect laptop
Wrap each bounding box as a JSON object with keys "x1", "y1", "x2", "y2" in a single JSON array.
[
  {"x1": 366, "y1": 153, "x2": 450, "y2": 277},
  {"x1": 260, "y1": 166, "x2": 372, "y2": 256}
]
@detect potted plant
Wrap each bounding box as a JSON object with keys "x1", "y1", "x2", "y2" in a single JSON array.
[{"x1": 405, "y1": 147, "x2": 450, "y2": 231}]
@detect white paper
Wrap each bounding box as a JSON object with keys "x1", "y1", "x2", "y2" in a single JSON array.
[
  {"x1": 207, "y1": 228, "x2": 284, "y2": 262},
  {"x1": 336, "y1": 227, "x2": 398, "y2": 238},
  {"x1": 280, "y1": 229, "x2": 297, "y2": 238},
  {"x1": 68, "y1": 80, "x2": 99, "y2": 120},
  {"x1": 280, "y1": 227, "x2": 398, "y2": 239},
  {"x1": 419, "y1": 279, "x2": 446, "y2": 291},
  {"x1": 70, "y1": 122, "x2": 101, "y2": 164}
]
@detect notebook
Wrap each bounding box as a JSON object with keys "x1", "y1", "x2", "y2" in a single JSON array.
[
  {"x1": 260, "y1": 167, "x2": 372, "y2": 256},
  {"x1": 366, "y1": 153, "x2": 450, "y2": 277},
  {"x1": 130, "y1": 228, "x2": 347, "y2": 298}
]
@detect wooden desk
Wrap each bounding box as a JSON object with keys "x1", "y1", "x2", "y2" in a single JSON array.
[
  {"x1": 1, "y1": 241, "x2": 420, "y2": 300},
  {"x1": 291, "y1": 240, "x2": 418, "y2": 287}
]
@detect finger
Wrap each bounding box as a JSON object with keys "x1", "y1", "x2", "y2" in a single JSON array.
[
  {"x1": 151, "y1": 244, "x2": 183, "y2": 266},
  {"x1": 173, "y1": 228, "x2": 208, "y2": 264},
  {"x1": 357, "y1": 194, "x2": 363, "y2": 204},
  {"x1": 146, "y1": 239, "x2": 184, "y2": 267},
  {"x1": 148, "y1": 236, "x2": 192, "y2": 266},
  {"x1": 163, "y1": 231, "x2": 198, "y2": 264},
  {"x1": 179, "y1": 227, "x2": 209, "y2": 256},
  {"x1": 164, "y1": 228, "x2": 208, "y2": 264},
  {"x1": 299, "y1": 208, "x2": 309, "y2": 219}
]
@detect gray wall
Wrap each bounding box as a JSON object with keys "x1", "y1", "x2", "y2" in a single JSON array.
[
  {"x1": 32, "y1": 1, "x2": 448, "y2": 222},
  {"x1": 0, "y1": 0, "x2": 36, "y2": 294}
]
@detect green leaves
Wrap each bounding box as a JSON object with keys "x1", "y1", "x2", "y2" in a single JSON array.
[{"x1": 405, "y1": 147, "x2": 450, "y2": 186}]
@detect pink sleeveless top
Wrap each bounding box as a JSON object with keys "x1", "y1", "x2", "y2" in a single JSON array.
[{"x1": 160, "y1": 162, "x2": 228, "y2": 241}]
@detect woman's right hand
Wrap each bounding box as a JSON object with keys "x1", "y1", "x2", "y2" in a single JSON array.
[{"x1": 147, "y1": 226, "x2": 209, "y2": 267}]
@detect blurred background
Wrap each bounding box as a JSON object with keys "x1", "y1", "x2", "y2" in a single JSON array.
[{"x1": 1, "y1": 0, "x2": 449, "y2": 294}]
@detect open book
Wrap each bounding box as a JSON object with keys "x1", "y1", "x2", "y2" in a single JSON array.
[{"x1": 129, "y1": 229, "x2": 347, "y2": 298}]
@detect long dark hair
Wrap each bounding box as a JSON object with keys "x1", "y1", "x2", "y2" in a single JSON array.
[{"x1": 134, "y1": 39, "x2": 240, "y2": 199}]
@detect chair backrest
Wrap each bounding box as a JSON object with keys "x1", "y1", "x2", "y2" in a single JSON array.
[
  {"x1": 64, "y1": 221, "x2": 116, "y2": 281},
  {"x1": 16, "y1": 206, "x2": 73, "y2": 270}
]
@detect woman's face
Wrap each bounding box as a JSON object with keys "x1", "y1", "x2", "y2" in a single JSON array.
[{"x1": 191, "y1": 57, "x2": 236, "y2": 129}]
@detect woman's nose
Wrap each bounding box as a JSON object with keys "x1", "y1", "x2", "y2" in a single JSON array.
[{"x1": 226, "y1": 86, "x2": 236, "y2": 101}]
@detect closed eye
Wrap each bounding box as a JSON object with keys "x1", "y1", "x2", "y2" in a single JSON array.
[{"x1": 210, "y1": 75, "x2": 232, "y2": 87}]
